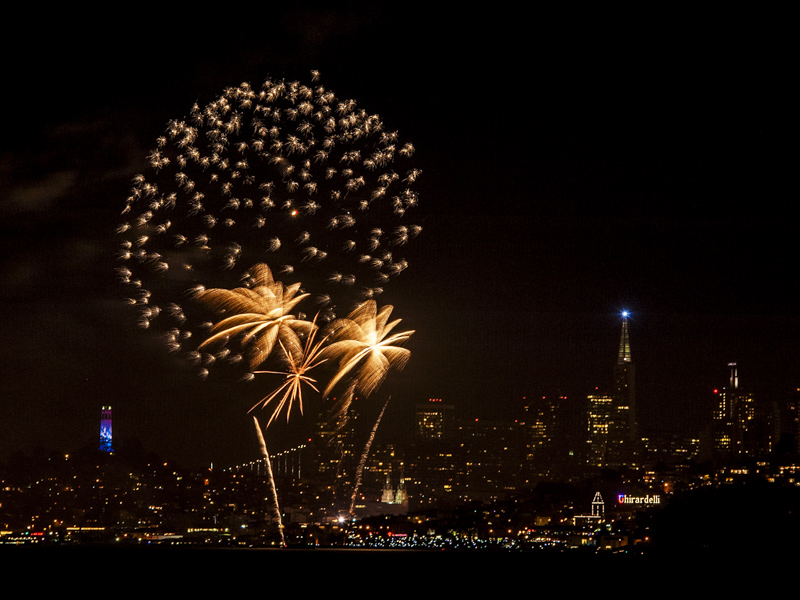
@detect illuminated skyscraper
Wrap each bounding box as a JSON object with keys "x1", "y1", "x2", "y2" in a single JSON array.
[
  {"x1": 313, "y1": 405, "x2": 358, "y2": 478},
  {"x1": 587, "y1": 393, "x2": 613, "y2": 468},
  {"x1": 711, "y1": 365, "x2": 734, "y2": 455},
  {"x1": 415, "y1": 398, "x2": 455, "y2": 441},
  {"x1": 410, "y1": 399, "x2": 457, "y2": 508},
  {"x1": 521, "y1": 394, "x2": 561, "y2": 477},
  {"x1": 99, "y1": 406, "x2": 113, "y2": 453},
  {"x1": 587, "y1": 312, "x2": 637, "y2": 469},
  {"x1": 609, "y1": 312, "x2": 637, "y2": 467},
  {"x1": 713, "y1": 363, "x2": 758, "y2": 457},
  {"x1": 310, "y1": 404, "x2": 360, "y2": 511}
]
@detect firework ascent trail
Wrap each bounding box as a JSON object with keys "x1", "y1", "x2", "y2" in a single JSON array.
[
  {"x1": 350, "y1": 395, "x2": 391, "y2": 515},
  {"x1": 254, "y1": 416, "x2": 285, "y2": 547}
]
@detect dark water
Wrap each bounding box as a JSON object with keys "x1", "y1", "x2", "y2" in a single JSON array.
[{"x1": 2, "y1": 544, "x2": 788, "y2": 588}]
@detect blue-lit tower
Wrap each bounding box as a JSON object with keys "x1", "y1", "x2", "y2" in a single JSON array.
[{"x1": 99, "y1": 406, "x2": 113, "y2": 452}]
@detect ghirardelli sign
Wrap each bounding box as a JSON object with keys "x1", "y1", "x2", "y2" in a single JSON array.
[{"x1": 617, "y1": 494, "x2": 661, "y2": 505}]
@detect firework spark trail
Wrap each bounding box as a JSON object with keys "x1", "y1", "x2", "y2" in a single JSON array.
[
  {"x1": 350, "y1": 395, "x2": 390, "y2": 516},
  {"x1": 117, "y1": 71, "x2": 421, "y2": 381},
  {"x1": 254, "y1": 416, "x2": 285, "y2": 547}
]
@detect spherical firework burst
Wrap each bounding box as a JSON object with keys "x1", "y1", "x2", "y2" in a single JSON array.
[{"x1": 116, "y1": 71, "x2": 421, "y2": 378}]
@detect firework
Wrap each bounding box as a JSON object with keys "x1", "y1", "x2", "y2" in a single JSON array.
[
  {"x1": 117, "y1": 71, "x2": 421, "y2": 380},
  {"x1": 195, "y1": 263, "x2": 312, "y2": 371},
  {"x1": 250, "y1": 314, "x2": 330, "y2": 426},
  {"x1": 322, "y1": 300, "x2": 414, "y2": 399},
  {"x1": 115, "y1": 71, "x2": 422, "y2": 535}
]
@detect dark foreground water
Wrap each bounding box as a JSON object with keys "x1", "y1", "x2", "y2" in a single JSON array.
[{"x1": 3, "y1": 544, "x2": 789, "y2": 587}]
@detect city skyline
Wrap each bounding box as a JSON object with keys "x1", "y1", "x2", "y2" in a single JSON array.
[
  {"x1": 8, "y1": 310, "x2": 793, "y2": 469},
  {"x1": 1, "y1": 9, "x2": 797, "y2": 468}
]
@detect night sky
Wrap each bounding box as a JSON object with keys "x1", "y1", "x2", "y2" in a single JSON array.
[{"x1": 1, "y1": 9, "x2": 797, "y2": 467}]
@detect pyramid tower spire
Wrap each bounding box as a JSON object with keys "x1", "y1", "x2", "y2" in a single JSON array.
[
  {"x1": 611, "y1": 311, "x2": 636, "y2": 467},
  {"x1": 617, "y1": 311, "x2": 632, "y2": 364}
]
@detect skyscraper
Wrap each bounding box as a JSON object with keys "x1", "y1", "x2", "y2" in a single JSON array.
[
  {"x1": 410, "y1": 399, "x2": 457, "y2": 508},
  {"x1": 415, "y1": 398, "x2": 455, "y2": 441},
  {"x1": 587, "y1": 312, "x2": 637, "y2": 469},
  {"x1": 713, "y1": 362, "x2": 758, "y2": 458},
  {"x1": 610, "y1": 312, "x2": 637, "y2": 467},
  {"x1": 587, "y1": 392, "x2": 614, "y2": 468},
  {"x1": 521, "y1": 394, "x2": 561, "y2": 477}
]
